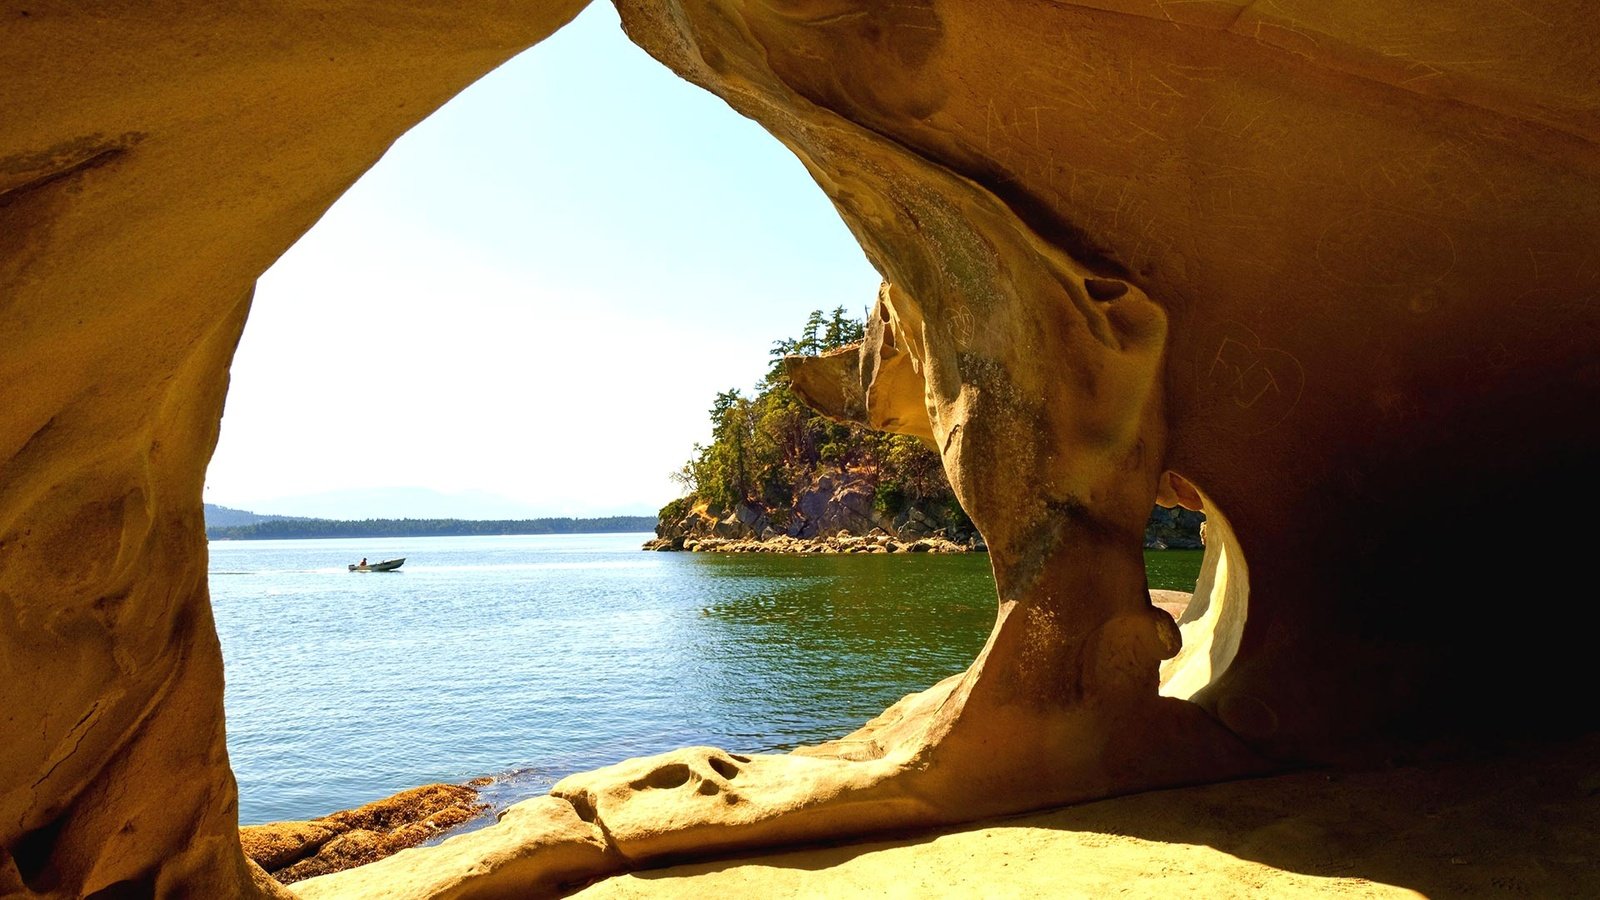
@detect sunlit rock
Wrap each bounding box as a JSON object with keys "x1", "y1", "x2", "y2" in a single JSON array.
[
  {"x1": 294, "y1": 796, "x2": 616, "y2": 900},
  {"x1": 243, "y1": 784, "x2": 487, "y2": 884},
  {"x1": 3, "y1": 1, "x2": 1597, "y2": 897},
  {"x1": 0, "y1": 3, "x2": 586, "y2": 895}
]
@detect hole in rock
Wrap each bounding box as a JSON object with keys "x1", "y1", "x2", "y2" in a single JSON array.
[
  {"x1": 1084, "y1": 277, "x2": 1128, "y2": 301},
  {"x1": 1144, "y1": 471, "x2": 1208, "y2": 629},
  {"x1": 199, "y1": 2, "x2": 1237, "y2": 869},
  {"x1": 1143, "y1": 517, "x2": 1205, "y2": 621},
  {"x1": 1154, "y1": 474, "x2": 1248, "y2": 701},
  {"x1": 204, "y1": 2, "x2": 906, "y2": 847},
  {"x1": 12, "y1": 812, "x2": 65, "y2": 892},
  {"x1": 632, "y1": 764, "x2": 694, "y2": 792}
]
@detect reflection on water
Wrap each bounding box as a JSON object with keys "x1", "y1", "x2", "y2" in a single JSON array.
[
  {"x1": 685, "y1": 552, "x2": 995, "y2": 746},
  {"x1": 211, "y1": 534, "x2": 1198, "y2": 825}
]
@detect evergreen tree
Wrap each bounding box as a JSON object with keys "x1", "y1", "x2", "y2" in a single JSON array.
[
  {"x1": 665, "y1": 309, "x2": 966, "y2": 532},
  {"x1": 799, "y1": 309, "x2": 825, "y2": 355},
  {"x1": 823, "y1": 305, "x2": 864, "y2": 349}
]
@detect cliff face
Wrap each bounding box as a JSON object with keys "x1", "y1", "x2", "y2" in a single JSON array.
[
  {"x1": 649, "y1": 471, "x2": 1201, "y2": 550},
  {"x1": 5, "y1": 2, "x2": 1599, "y2": 898},
  {"x1": 652, "y1": 468, "x2": 978, "y2": 546},
  {"x1": 1144, "y1": 507, "x2": 1205, "y2": 551}
]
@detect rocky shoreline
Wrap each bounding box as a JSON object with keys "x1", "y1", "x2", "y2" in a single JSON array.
[
  {"x1": 240, "y1": 782, "x2": 490, "y2": 885},
  {"x1": 647, "y1": 473, "x2": 1200, "y2": 556},
  {"x1": 643, "y1": 530, "x2": 983, "y2": 554}
]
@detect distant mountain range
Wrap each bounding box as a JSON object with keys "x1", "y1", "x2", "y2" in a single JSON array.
[
  {"x1": 207, "y1": 487, "x2": 654, "y2": 522},
  {"x1": 203, "y1": 504, "x2": 655, "y2": 540},
  {"x1": 203, "y1": 504, "x2": 303, "y2": 528}
]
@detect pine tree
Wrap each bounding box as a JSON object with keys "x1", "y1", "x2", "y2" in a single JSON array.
[
  {"x1": 823, "y1": 305, "x2": 863, "y2": 349},
  {"x1": 665, "y1": 308, "x2": 966, "y2": 533},
  {"x1": 799, "y1": 309, "x2": 825, "y2": 356}
]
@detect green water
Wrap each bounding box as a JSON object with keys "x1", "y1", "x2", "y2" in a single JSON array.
[
  {"x1": 1144, "y1": 548, "x2": 1204, "y2": 592},
  {"x1": 212, "y1": 535, "x2": 1202, "y2": 824}
]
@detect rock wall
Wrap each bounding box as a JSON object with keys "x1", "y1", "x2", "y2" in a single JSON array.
[
  {"x1": 0, "y1": 4, "x2": 586, "y2": 896},
  {"x1": 649, "y1": 469, "x2": 979, "y2": 547},
  {"x1": 3, "y1": 2, "x2": 1598, "y2": 898},
  {"x1": 710, "y1": 0, "x2": 1600, "y2": 752}
]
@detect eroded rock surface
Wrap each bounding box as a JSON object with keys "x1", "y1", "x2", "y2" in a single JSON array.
[
  {"x1": 624, "y1": 0, "x2": 1600, "y2": 755},
  {"x1": 4, "y1": 1, "x2": 1598, "y2": 898},
  {"x1": 293, "y1": 797, "x2": 617, "y2": 900},
  {"x1": 313, "y1": 0, "x2": 1600, "y2": 891},
  {"x1": 0, "y1": 4, "x2": 586, "y2": 896},
  {"x1": 571, "y1": 736, "x2": 1600, "y2": 899}
]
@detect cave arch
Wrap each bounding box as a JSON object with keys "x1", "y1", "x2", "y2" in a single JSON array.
[
  {"x1": 4, "y1": 2, "x2": 1599, "y2": 898},
  {"x1": 1159, "y1": 488, "x2": 1247, "y2": 702}
]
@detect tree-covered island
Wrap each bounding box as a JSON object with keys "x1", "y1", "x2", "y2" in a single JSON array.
[{"x1": 649, "y1": 309, "x2": 1203, "y2": 553}]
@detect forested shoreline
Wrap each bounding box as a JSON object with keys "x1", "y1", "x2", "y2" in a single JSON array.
[
  {"x1": 207, "y1": 515, "x2": 656, "y2": 541},
  {"x1": 652, "y1": 308, "x2": 977, "y2": 549}
]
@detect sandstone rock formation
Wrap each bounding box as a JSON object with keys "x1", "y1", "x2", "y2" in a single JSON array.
[
  {"x1": 4, "y1": 2, "x2": 1598, "y2": 898},
  {"x1": 569, "y1": 735, "x2": 1600, "y2": 899},
  {"x1": 293, "y1": 796, "x2": 618, "y2": 900},
  {"x1": 0, "y1": 4, "x2": 587, "y2": 896},
  {"x1": 546, "y1": 0, "x2": 1600, "y2": 870}
]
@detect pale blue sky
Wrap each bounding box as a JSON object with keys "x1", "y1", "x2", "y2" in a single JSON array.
[{"x1": 205, "y1": 3, "x2": 881, "y2": 519}]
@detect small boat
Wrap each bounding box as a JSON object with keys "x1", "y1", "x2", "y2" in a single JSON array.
[{"x1": 349, "y1": 558, "x2": 405, "y2": 572}]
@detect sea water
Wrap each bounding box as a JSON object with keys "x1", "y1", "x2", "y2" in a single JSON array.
[{"x1": 210, "y1": 533, "x2": 1200, "y2": 825}]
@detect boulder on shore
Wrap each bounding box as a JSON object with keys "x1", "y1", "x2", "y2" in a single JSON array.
[{"x1": 240, "y1": 783, "x2": 487, "y2": 884}]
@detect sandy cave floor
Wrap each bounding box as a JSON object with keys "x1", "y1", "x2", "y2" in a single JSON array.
[{"x1": 570, "y1": 735, "x2": 1599, "y2": 898}]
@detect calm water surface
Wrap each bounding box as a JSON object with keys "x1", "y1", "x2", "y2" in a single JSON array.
[{"x1": 210, "y1": 533, "x2": 1199, "y2": 825}]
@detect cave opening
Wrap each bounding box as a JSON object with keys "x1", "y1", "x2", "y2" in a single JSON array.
[
  {"x1": 204, "y1": 2, "x2": 886, "y2": 831},
  {"x1": 1156, "y1": 478, "x2": 1246, "y2": 701},
  {"x1": 10, "y1": 3, "x2": 1599, "y2": 896},
  {"x1": 201, "y1": 2, "x2": 1226, "y2": 842}
]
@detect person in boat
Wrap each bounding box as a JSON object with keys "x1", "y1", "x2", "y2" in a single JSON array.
[{"x1": 359, "y1": 557, "x2": 367, "y2": 567}]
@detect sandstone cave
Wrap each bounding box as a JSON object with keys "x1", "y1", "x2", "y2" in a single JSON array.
[{"x1": 2, "y1": 2, "x2": 1597, "y2": 897}]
